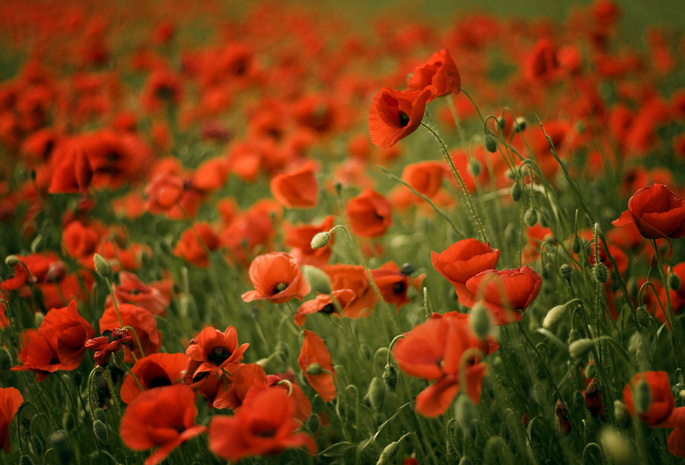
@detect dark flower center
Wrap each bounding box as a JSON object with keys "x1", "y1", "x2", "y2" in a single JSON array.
[
  {"x1": 321, "y1": 303, "x2": 336, "y2": 314},
  {"x1": 49, "y1": 358, "x2": 60, "y2": 365},
  {"x1": 398, "y1": 110, "x2": 410, "y2": 127},
  {"x1": 147, "y1": 376, "x2": 172, "y2": 388},
  {"x1": 129, "y1": 288, "x2": 140, "y2": 295},
  {"x1": 272, "y1": 282, "x2": 288, "y2": 294},
  {"x1": 207, "y1": 346, "x2": 231, "y2": 366},
  {"x1": 393, "y1": 281, "x2": 407, "y2": 295}
]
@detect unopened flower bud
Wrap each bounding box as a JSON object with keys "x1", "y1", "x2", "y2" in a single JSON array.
[
  {"x1": 367, "y1": 376, "x2": 386, "y2": 411},
  {"x1": 93, "y1": 420, "x2": 109, "y2": 445},
  {"x1": 514, "y1": 117, "x2": 527, "y2": 132},
  {"x1": 636, "y1": 306, "x2": 652, "y2": 330},
  {"x1": 469, "y1": 160, "x2": 482, "y2": 177},
  {"x1": 524, "y1": 207, "x2": 538, "y2": 227},
  {"x1": 555, "y1": 400, "x2": 570, "y2": 436},
  {"x1": 470, "y1": 302, "x2": 491, "y2": 339},
  {"x1": 0, "y1": 347, "x2": 12, "y2": 371},
  {"x1": 510, "y1": 182, "x2": 522, "y2": 202},
  {"x1": 600, "y1": 427, "x2": 635, "y2": 465},
  {"x1": 34, "y1": 312, "x2": 44, "y2": 328},
  {"x1": 310, "y1": 231, "x2": 331, "y2": 250},
  {"x1": 584, "y1": 377, "x2": 602, "y2": 418},
  {"x1": 542, "y1": 304, "x2": 567, "y2": 329},
  {"x1": 306, "y1": 414, "x2": 320, "y2": 432},
  {"x1": 559, "y1": 264, "x2": 572, "y2": 281},
  {"x1": 302, "y1": 265, "x2": 331, "y2": 294},
  {"x1": 94, "y1": 408, "x2": 107, "y2": 424},
  {"x1": 614, "y1": 400, "x2": 630, "y2": 426},
  {"x1": 569, "y1": 338, "x2": 594, "y2": 359},
  {"x1": 400, "y1": 262, "x2": 414, "y2": 276},
  {"x1": 634, "y1": 377, "x2": 651, "y2": 415},
  {"x1": 484, "y1": 134, "x2": 497, "y2": 153},
  {"x1": 592, "y1": 263, "x2": 608, "y2": 284},
  {"x1": 669, "y1": 272, "x2": 681, "y2": 291},
  {"x1": 334, "y1": 182, "x2": 343, "y2": 196},
  {"x1": 496, "y1": 115, "x2": 506, "y2": 130},
  {"x1": 585, "y1": 363, "x2": 597, "y2": 379},
  {"x1": 455, "y1": 395, "x2": 478, "y2": 435},
  {"x1": 306, "y1": 363, "x2": 323, "y2": 375},
  {"x1": 571, "y1": 236, "x2": 581, "y2": 254},
  {"x1": 382, "y1": 363, "x2": 398, "y2": 392},
  {"x1": 49, "y1": 430, "x2": 73, "y2": 465},
  {"x1": 5, "y1": 255, "x2": 19, "y2": 267},
  {"x1": 377, "y1": 441, "x2": 399, "y2": 465},
  {"x1": 93, "y1": 253, "x2": 112, "y2": 278}
]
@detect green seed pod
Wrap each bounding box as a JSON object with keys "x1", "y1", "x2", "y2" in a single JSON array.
[
  {"x1": 302, "y1": 265, "x2": 332, "y2": 294},
  {"x1": 93, "y1": 420, "x2": 109, "y2": 445},
  {"x1": 306, "y1": 414, "x2": 320, "y2": 432},
  {"x1": 592, "y1": 263, "x2": 608, "y2": 284},
  {"x1": 510, "y1": 182, "x2": 522, "y2": 202},
  {"x1": 484, "y1": 134, "x2": 497, "y2": 153},
  {"x1": 0, "y1": 347, "x2": 12, "y2": 371},
  {"x1": 559, "y1": 264, "x2": 572, "y2": 281},
  {"x1": 571, "y1": 236, "x2": 581, "y2": 254},
  {"x1": 367, "y1": 377, "x2": 386, "y2": 412},
  {"x1": 382, "y1": 363, "x2": 398, "y2": 392},
  {"x1": 93, "y1": 253, "x2": 112, "y2": 278},
  {"x1": 62, "y1": 412, "x2": 75, "y2": 431},
  {"x1": 524, "y1": 207, "x2": 538, "y2": 227},
  {"x1": 469, "y1": 160, "x2": 482, "y2": 177}
]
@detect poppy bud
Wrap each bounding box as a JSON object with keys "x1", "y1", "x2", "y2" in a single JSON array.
[
  {"x1": 484, "y1": 134, "x2": 497, "y2": 153},
  {"x1": 542, "y1": 304, "x2": 567, "y2": 329},
  {"x1": 613, "y1": 400, "x2": 631, "y2": 426},
  {"x1": 306, "y1": 363, "x2": 323, "y2": 375},
  {"x1": 4, "y1": 255, "x2": 19, "y2": 267},
  {"x1": 382, "y1": 363, "x2": 398, "y2": 392},
  {"x1": 34, "y1": 312, "x2": 44, "y2": 327},
  {"x1": 455, "y1": 395, "x2": 477, "y2": 434},
  {"x1": 633, "y1": 378, "x2": 651, "y2": 415},
  {"x1": 555, "y1": 400, "x2": 570, "y2": 436},
  {"x1": 334, "y1": 181, "x2": 343, "y2": 197},
  {"x1": 585, "y1": 363, "x2": 597, "y2": 379},
  {"x1": 469, "y1": 160, "x2": 481, "y2": 177},
  {"x1": 94, "y1": 408, "x2": 107, "y2": 424},
  {"x1": 310, "y1": 231, "x2": 331, "y2": 250},
  {"x1": 49, "y1": 430, "x2": 73, "y2": 465},
  {"x1": 559, "y1": 264, "x2": 572, "y2": 281},
  {"x1": 496, "y1": 116, "x2": 506, "y2": 130},
  {"x1": 0, "y1": 347, "x2": 11, "y2": 370},
  {"x1": 585, "y1": 378, "x2": 603, "y2": 418},
  {"x1": 592, "y1": 263, "x2": 608, "y2": 284},
  {"x1": 302, "y1": 265, "x2": 332, "y2": 294},
  {"x1": 306, "y1": 414, "x2": 320, "y2": 432},
  {"x1": 367, "y1": 376, "x2": 386, "y2": 411},
  {"x1": 400, "y1": 263, "x2": 414, "y2": 276},
  {"x1": 669, "y1": 271, "x2": 681, "y2": 291},
  {"x1": 93, "y1": 420, "x2": 109, "y2": 445},
  {"x1": 470, "y1": 302, "x2": 491, "y2": 339},
  {"x1": 93, "y1": 253, "x2": 112, "y2": 278},
  {"x1": 377, "y1": 440, "x2": 399, "y2": 465},
  {"x1": 571, "y1": 236, "x2": 581, "y2": 254},
  {"x1": 636, "y1": 306, "x2": 652, "y2": 330},
  {"x1": 62, "y1": 412, "x2": 75, "y2": 431},
  {"x1": 514, "y1": 117, "x2": 527, "y2": 132},
  {"x1": 20, "y1": 455, "x2": 34, "y2": 465},
  {"x1": 524, "y1": 207, "x2": 538, "y2": 227},
  {"x1": 600, "y1": 428, "x2": 634, "y2": 465},
  {"x1": 510, "y1": 182, "x2": 522, "y2": 202},
  {"x1": 569, "y1": 338, "x2": 594, "y2": 359}
]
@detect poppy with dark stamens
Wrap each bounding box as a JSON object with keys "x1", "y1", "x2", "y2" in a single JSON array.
[
  {"x1": 120, "y1": 353, "x2": 190, "y2": 404},
  {"x1": 368, "y1": 87, "x2": 432, "y2": 149},
  {"x1": 346, "y1": 188, "x2": 393, "y2": 238},
  {"x1": 242, "y1": 252, "x2": 311, "y2": 304},
  {"x1": 294, "y1": 289, "x2": 356, "y2": 326},
  {"x1": 186, "y1": 326, "x2": 248, "y2": 379},
  {"x1": 371, "y1": 261, "x2": 424, "y2": 311}
]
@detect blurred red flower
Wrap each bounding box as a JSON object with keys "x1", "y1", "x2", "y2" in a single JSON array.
[
  {"x1": 406, "y1": 49, "x2": 461, "y2": 99},
  {"x1": 346, "y1": 188, "x2": 393, "y2": 238},
  {"x1": 242, "y1": 252, "x2": 310, "y2": 304},
  {"x1": 99, "y1": 304, "x2": 162, "y2": 363},
  {"x1": 612, "y1": 183, "x2": 685, "y2": 239},
  {"x1": 270, "y1": 160, "x2": 319, "y2": 209},
  {"x1": 299, "y1": 330, "x2": 336, "y2": 402},
  {"x1": 623, "y1": 371, "x2": 674, "y2": 427},
  {"x1": 368, "y1": 87, "x2": 432, "y2": 149},
  {"x1": 294, "y1": 289, "x2": 356, "y2": 327},
  {"x1": 173, "y1": 223, "x2": 221, "y2": 268},
  {"x1": 0, "y1": 387, "x2": 23, "y2": 453},
  {"x1": 120, "y1": 352, "x2": 189, "y2": 404}
]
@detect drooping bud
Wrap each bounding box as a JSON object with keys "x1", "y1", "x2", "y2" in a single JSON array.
[
  {"x1": 542, "y1": 304, "x2": 567, "y2": 329},
  {"x1": 455, "y1": 395, "x2": 478, "y2": 435},
  {"x1": 592, "y1": 263, "x2": 608, "y2": 284},
  {"x1": 555, "y1": 400, "x2": 570, "y2": 436},
  {"x1": 377, "y1": 440, "x2": 399, "y2": 465},
  {"x1": 559, "y1": 264, "x2": 572, "y2": 281},
  {"x1": 94, "y1": 408, "x2": 107, "y2": 424},
  {"x1": 569, "y1": 338, "x2": 594, "y2": 359},
  {"x1": 302, "y1": 265, "x2": 331, "y2": 294},
  {"x1": 484, "y1": 134, "x2": 497, "y2": 153},
  {"x1": 636, "y1": 306, "x2": 652, "y2": 330},
  {"x1": 585, "y1": 363, "x2": 597, "y2": 379},
  {"x1": 669, "y1": 271, "x2": 681, "y2": 292},
  {"x1": 93, "y1": 419, "x2": 109, "y2": 445},
  {"x1": 93, "y1": 253, "x2": 112, "y2": 278},
  {"x1": 382, "y1": 363, "x2": 398, "y2": 392},
  {"x1": 400, "y1": 263, "x2": 414, "y2": 276},
  {"x1": 524, "y1": 207, "x2": 538, "y2": 227},
  {"x1": 367, "y1": 377, "x2": 386, "y2": 412},
  {"x1": 470, "y1": 302, "x2": 491, "y2": 339},
  {"x1": 514, "y1": 117, "x2": 527, "y2": 132},
  {"x1": 5, "y1": 255, "x2": 19, "y2": 267},
  {"x1": 584, "y1": 378, "x2": 603, "y2": 418},
  {"x1": 306, "y1": 363, "x2": 323, "y2": 375},
  {"x1": 510, "y1": 182, "x2": 522, "y2": 202},
  {"x1": 310, "y1": 231, "x2": 331, "y2": 250}
]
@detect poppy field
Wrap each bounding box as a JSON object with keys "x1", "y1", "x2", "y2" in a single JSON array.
[{"x1": 3, "y1": 0, "x2": 685, "y2": 463}]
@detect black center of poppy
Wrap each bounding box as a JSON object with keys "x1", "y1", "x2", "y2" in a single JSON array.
[
  {"x1": 254, "y1": 428, "x2": 278, "y2": 438},
  {"x1": 129, "y1": 288, "x2": 140, "y2": 295},
  {"x1": 207, "y1": 346, "x2": 231, "y2": 366},
  {"x1": 398, "y1": 110, "x2": 410, "y2": 127},
  {"x1": 321, "y1": 303, "x2": 336, "y2": 314},
  {"x1": 148, "y1": 376, "x2": 172, "y2": 389},
  {"x1": 272, "y1": 282, "x2": 288, "y2": 294},
  {"x1": 50, "y1": 358, "x2": 60, "y2": 365},
  {"x1": 393, "y1": 281, "x2": 407, "y2": 295}
]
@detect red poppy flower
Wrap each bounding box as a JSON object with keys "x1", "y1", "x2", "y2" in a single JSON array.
[
  {"x1": 173, "y1": 223, "x2": 221, "y2": 268},
  {"x1": 324, "y1": 264, "x2": 379, "y2": 318},
  {"x1": 11, "y1": 332, "x2": 61, "y2": 382},
  {"x1": 209, "y1": 386, "x2": 315, "y2": 462},
  {"x1": 612, "y1": 183, "x2": 685, "y2": 239},
  {"x1": 465, "y1": 266, "x2": 542, "y2": 325},
  {"x1": 406, "y1": 49, "x2": 461, "y2": 99},
  {"x1": 193, "y1": 157, "x2": 230, "y2": 193},
  {"x1": 99, "y1": 304, "x2": 162, "y2": 363},
  {"x1": 346, "y1": 188, "x2": 393, "y2": 238},
  {"x1": 242, "y1": 252, "x2": 311, "y2": 304},
  {"x1": 266, "y1": 370, "x2": 312, "y2": 423},
  {"x1": 0, "y1": 252, "x2": 59, "y2": 291},
  {"x1": 294, "y1": 289, "x2": 356, "y2": 327},
  {"x1": 85, "y1": 328, "x2": 136, "y2": 367},
  {"x1": 270, "y1": 160, "x2": 319, "y2": 209},
  {"x1": 120, "y1": 384, "x2": 206, "y2": 465},
  {"x1": 110, "y1": 272, "x2": 169, "y2": 317},
  {"x1": 299, "y1": 330, "x2": 336, "y2": 402},
  {"x1": 62, "y1": 220, "x2": 101, "y2": 262},
  {"x1": 370, "y1": 261, "x2": 423, "y2": 311},
  {"x1": 38, "y1": 300, "x2": 94, "y2": 370},
  {"x1": 368, "y1": 87, "x2": 432, "y2": 149},
  {"x1": 401, "y1": 161, "x2": 448, "y2": 198},
  {"x1": 284, "y1": 215, "x2": 334, "y2": 268},
  {"x1": 185, "y1": 326, "x2": 249, "y2": 379},
  {"x1": 393, "y1": 314, "x2": 489, "y2": 417},
  {"x1": 660, "y1": 407, "x2": 685, "y2": 458},
  {"x1": 213, "y1": 363, "x2": 268, "y2": 410},
  {"x1": 120, "y1": 352, "x2": 189, "y2": 404},
  {"x1": 0, "y1": 387, "x2": 23, "y2": 453},
  {"x1": 623, "y1": 371, "x2": 675, "y2": 427},
  {"x1": 524, "y1": 39, "x2": 560, "y2": 82},
  {"x1": 144, "y1": 173, "x2": 185, "y2": 214},
  {"x1": 431, "y1": 239, "x2": 501, "y2": 308}
]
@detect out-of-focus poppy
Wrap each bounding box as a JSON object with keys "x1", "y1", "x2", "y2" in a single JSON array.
[
  {"x1": 213, "y1": 363, "x2": 267, "y2": 410},
  {"x1": 0, "y1": 387, "x2": 23, "y2": 453},
  {"x1": 346, "y1": 188, "x2": 393, "y2": 238},
  {"x1": 242, "y1": 252, "x2": 310, "y2": 304},
  {"x1": 144, "y1": 173, "x2": 185, "y2": 214},
  {"x1": 623, "y1": 371, "x2": 674, "y2": 427},
  {"x1": 284, "y1": 215, "x2": 334, "y2": 268},
  {"x1": 299, "y1": 330, "x2": 336, "y2": 402},
  {"x1": 324, "y1": 264, "x2": 379, "y2": 318},
  {"x1": 401, "y1": 161, "x2": 448, "y2": 198},
  {"x1": 612, "y1": 183, "x2": 685, "y2": 239},
  {"x1": 294, "y1": 289, "x2": 356, "y2": 327},
  {"x1": 120, "y1": 352, "x2": 189, "y2": 404},
  {"x1": 266, "y1": 370, "x2": 312, "y2": 423},
  {"x1": 38, "y1": 300, "x2": 94, "y2": 370},
  {"x1": 110, "y1": 272, "x2": 169, "y2": 317},
  {"x1": 406, "y1": 49, "x2": 461, "y2": 99},
  {"x1": 120, "y1": 384, "x2": 206, "y2": 465},
  {"x1": 370, "y1": 261, "x2": 423, "y2": 311},
  {"x1": 208, "y1": 386, "x2": 315, "y2": 462},
  {"x1": 368, "y1": 87, "x2": 432, "y2": 149},
  {"x1": 185, "y1": 326, "x2": 249, "y2": 379},
  {"x1": 270, "y1": 160, "x2": 318, "y2": 209},
  {"x1": 431, "y1": 239, "x2": 501, "y2": 308},
  {"x1": 465, "y1": 266, "x2": 542, "y2": 325},
  {"x1": 173, "y1": 223, "x2": 221, "y2": 268},
  {"x1": 12, "y1": 332, "x2": 61, "y2": 382},
  {"x1": 99, "y1": 304, "x2": 162, "y2": 363},
  {"x1": 524, "y1": 39, "x2": 559, "y2": 82}
]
